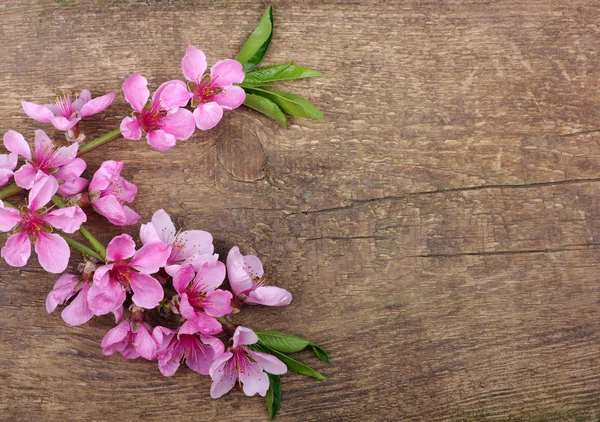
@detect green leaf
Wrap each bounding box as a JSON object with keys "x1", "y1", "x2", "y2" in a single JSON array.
[
  {"x1": 245, "y1": 88, "x2": 323, "y2": 120},
  {"x1": 310, "y1": 345, "x2": 330, "y2": 363},
  {"x1": 257, "y1": 330, "x2": 311, "y2": 353},
  {"x1": 243, "y1": 63, "x2": 323, "y2": 85},
  {"x1": 236, "y1": 5, "x2": 274, "y2": 73},
  {"x1": 260, "y1": 345, "x2": 327, "y2": 381},
  {"x1": 243, "y1": 93, "x2": 287, "y2": 127},
  {"x1": 265, "y1": 373, "x2": 282, "y2": 420}
]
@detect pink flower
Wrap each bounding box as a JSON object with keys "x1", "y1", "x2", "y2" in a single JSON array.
[
  {"x1": 88, "y1": 160, "x2": 140, "y2": 226},
  {"x1": 101, "y1": 319, "x2": 157, "y2": 360},
  {"x1": 0, "y1": 152, "x2": 17, "y2": 187},
  {"x1": 3, "y1": 129, "x2": 87, "y2": 196},
  {"x1": 87, "y1": 233, "x2": 171, "y2": 315},
  {"x1": 0, "y1": 175, "x2": 87, "y2": 273},
  {"x1": 172, "y1": 263, "x2": 232, "y2": 335},
  {"x1": 160, "y1": 46, "x2": 245, "y2": 130},
  {"x1": 209, "y1": 326, "x2": 286, "y2": 398},
  {"x1": 46, "y1": 273, "x2": 123, "y2": 326},
  {"x1": 140, "y1": 209, "x2": 216, "y2": 276},
  {"x1": 120, "y1": 74, "x2": 195, "y2": 152},
  {"x1": 226, "y1": 246, "x2": 292, "y2": 307},
  {"x1": 153, "y1": 325, "x2": 224, "y2": 376},
  {"x1": 22, "y1": 90, "x2": 115, "y2": 132}
]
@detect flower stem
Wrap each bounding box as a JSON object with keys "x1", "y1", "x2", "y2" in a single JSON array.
[
  {"x1": 51, "y1": 195, "x2": 107, "y2": 261},
  {"x1": 58, "y1": 233, "x2": 104, "y2": 261},
  {"x1": 78, "y1": 128, "x2": 122, "y2": 156},
  {"x1": 0, "y1": 183, "x2": 22, "y2": 201}
]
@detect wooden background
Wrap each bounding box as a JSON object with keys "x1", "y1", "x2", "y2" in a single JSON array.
[{"x1": 1, "y1": 0, "x2": 599, "y2": 420}]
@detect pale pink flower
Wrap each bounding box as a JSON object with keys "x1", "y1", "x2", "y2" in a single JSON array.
[
  {"x1": 172, "y1": 263, "x2": 232, "y2": 335},
  {"x1": 120, "y1": 74, "x2": 195, "y2": 152},
  {"x1": 0, "y1": 152, "x2": 17, "y2": 187},
  {"x1": 3, "y1": 129, "x2": 87, "y2": 196},
  {"x1": 153, "y1": 325, "x2": 224, "y2": 376},
  {"x1": 88, "y1": 234, "x2": 171, "y2": 315},
  {"x1": 209, "y1": 326, "x2": 286, "y2": 398},
  {"x1": 140, "y1": 209, "x2": 215, "y2": 276},
  {"x1": 46, "y1": 273, "x2": 123, "y2": 326},
  {"x1": 160, "y1": 46, "x2": 245, "y2": 130},
  {"x1": 0, "y1": 175, "x2": 87, "y2": 273},
  {"x1": 88, "y1": 160, "x2": 140, "y2": 226},
  {"x1": 226, "y1": 246, "x2": 292, "y2": 307},
  {"x1": 101, "y1": 319, "x2": 157, "y2": 360},
  {"x1": 22, "y1": 90, "x2": 115, "y2": 131}
]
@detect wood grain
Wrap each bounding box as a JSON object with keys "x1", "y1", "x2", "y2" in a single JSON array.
[{"x1": 1, "y1": 0, "x2": 600, "y2": 421}]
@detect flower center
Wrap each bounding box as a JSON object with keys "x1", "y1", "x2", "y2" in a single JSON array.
[
  {"x1": 19, "y1": 210, "x2": 50, "y2": 237},
  {"x1": 53, "y1": 93, "x2": 77, "y2": 118},
  {"x1": 135, "y1": 102, "x2": 167, "y2": 132},
  {"x1": 190, "y1": 75, "x2": 223, "y2": 106},
  {"x1": 110, "y1": 261, "x2": 135, "y2": 287},
  {"x1": 187, "y1": 291, "x2": 207, "y2": 310}
]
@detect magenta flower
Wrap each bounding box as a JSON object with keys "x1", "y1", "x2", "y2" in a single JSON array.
[
  {"x1": 0, "y1": 152, "x2": 17, "y2": 187},
  {"x1": 88, "y1": 234, "x2": 171, "y2": 315},
  {"x1": 101, "y1": 319, "x2": 157, "y2": 360},
  {"x1": 3, "y1": 129, "x2": 87, "y2": 196},
  {"x1": 22, "y1": 90, "x2": 115, "y2": 132},
  {"x1": 226, "y1": 246, "x2": 292, "y2": 307},
  {"x1": 0, "y1": 175, "x2": 87, "y2": 273},
  {"x1": 172, "y1": 263, "x2": 232, "y2": 335},
  {"x1": 88, "y1": 160, "x2": 140, "y2": 226},
  {"x1": 209, "y1": 326, "x2": 287, "y2": 398},
  {"x1": 140, "y1": 209, "x2": 216, "y2": 276},
  {"x1": 46, "y1": 273, "x2": 123, "y2": 326},
  {"x1": 120, "y1": 74, "x2": 195, "y2": 152},
  {"x1": 160, "y1": 46, "x2": 245, "y2": 130},
  {"x1": 153, "y1": 325, "x2": 224, "y2": 376}
]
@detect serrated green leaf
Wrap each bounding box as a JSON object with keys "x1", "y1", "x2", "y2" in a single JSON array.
[
  {"x1": 257, "y1": 330, "x2": 311, "y2": 353},
  {"x1": 310, "y1": 344, "x2": 329, "y2": 363},
  {"x1": 243, "y1": 93, "x2": 287, "y2": 127},
  {"x1": 245, "y1": 88, "x2": 323, "y2": 120},
  {"x1": 265, "y1": 373, "x2": 282, "y2": 420},
  {"x1": 261, "y1": 345, "x2": 327, "y2": 381},
  {"x1": 236, "y1": 6, "x2": 274, "y2": 73},
  {"x1": 243, "y1": 63, "x2": 323, "y2": 85}
]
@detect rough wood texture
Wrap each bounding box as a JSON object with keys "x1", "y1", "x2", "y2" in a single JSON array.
[{"x1": 1, "y1": 0, "x2": 599, "y2": 421}]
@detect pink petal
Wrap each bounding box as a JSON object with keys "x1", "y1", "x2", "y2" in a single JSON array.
[
  {"x1": 158, "y1": 81, "x2": 192, "y2": 112},
  {"x1": 112, "y1": 305, "x2": 124, "y2": 324},
  {"x1": 139, "y1": 222, "x2": 161, "y2": 245},
  {"x1": 211, "y1": 59, "x2": 245, "y2": 86},
  {"x1": 179, "y1": 314, "x2": 222, "y2": 336},
  {"x1": 28, "y1": 173, "x2": 58, "y2": 211},
  {"x1": 121, "y1": 205, "x2": 141, "y2": 226},
  {"x1": 52, "y1": 141, "x2": 79, "y2": 168},
  {"x1": 213, "y1": 85, "x2": 246, "y2": 110},
  {"x1": 22, "y1": 101, "x2": 54, "y2": 123},
  {"x1": 106, "y1": 233, "x2": 137, "y2": 262},
  {"x1": 33, "y1": 129, "x2": 54, "y2": 162},
  {"x1": 88, "y1": 279, "x2": 126, "y2": 316},
  {"x1": 0, "y1": 168, "x2": 14, "y2": 187},
  {"x1": 150, "y1": 209, "x2": 176, "y2": 244},
  {"x1": 172, "y1": 264, "x2": 195, "y2": 295},
  {"x1": 113, "y1": 177, "x2": 138, "y2": 204},
  {"x1": 193, "y1": 102, "x2": 223, "y2": 131},
  {"x1": 129, "y1": 272, "x2": 164, "y2": 309},
  {"x1": 0, "y1": 153, "x2": 17, "y2": 172},
  {"x1": 182, "y1": 46, "x2": 207, "y2": 82},
  {"x1": 122, "y1": 73, "x2": 149, "y2": 112},
  {"x1": 55, "y1": 157, "x2": 86, "y2": 181},
  {"x1": 45, "y1": 205, "x2": 87, "y2": 233},
  {"x1": 201, "y1": 334, "x2": 225, "y2": 358},
  {"x1": 146, "y1": 129, "x2": 177, "y2": 152},
  {"x1": 1, "y1": 232, "x2": 31, "y2": 267},
  {"x1": 178, "y1": 293, "x2": 197, "y2": 320},
  {"x1": 35, "y1": 232, "x2": 70, "y2": 273},
  {"x1": 239, "y1": 361, "x2": 270, "y2": 397},
  {"x1": 50, "y1": 115, "x2": 80, "y2": 131},
  {"x1": 158, "y1": 355, "x2": 181, "y2": 377},
  {"x1": 159, "y1": 108, "x2": 195, "y2": 141},
  {"x1": 133, "y1": 324, "x2": 158, "y2": 360},
  {"x1": 120, "y1": 116, "x2": 143, "y2": 140},
  {"x1": 58, "y1": 177, "x2": 88, "y2": 197},
  {"x1": 243, "y1": 254, "x2": 264, "y2": 279},
  {"x1": 3, "y1": 130, "x2": 31, "y2": 160},
  {"x1": 247, "y1": 286, "x2": 292, "y2": 307},
  {"x1": 172, "y1": 229, "x2": 214, "y2": 268},
  {"x1": 152, "y1": 326, "x2": 177, "y2": 355},
  {"x1": 248, "y1": 350, "x2": 288, "y2": 375},
  {"x1": 184, "y1": 336, "x2": 215, "y2": 375},
  {"x1": 203, "y1": 289, "x2": 233, "y2": 317},
  {"x1": 209, "y1": 352, "x2": 236, "y2": 398},
  {"x1": 0, "y1": 200, "x2": 22, "y2": 232},
  {"x1": 194, "y1": 261, "x2": 226, "y2": 292},
  {"x1": 130, "y1": 242, "x2": 171, "y2": 274},
  {"x1": 61, "y1": 283, "x2": 94, "y2": 326},
  {"x1": 232, "y1": 326, "x2": 258, "y2": 348},
  {"x1": 80, "y1": 92, "x2": 115, "y2": 117},
  {"x1": 226, "y1": 246, "x2": 253, "y2": 297},
  {"x1": 89, "y1": 160, "x2": 124, "y2": 193},
  {"x1": 45, "y1": 273, "x2": 79, "y2": 313},
  {"x1": 101, "y1": 321, "x2": 131, "y2": 355},
  {"x1": 14, "y1": 164, "x2": 38, "y2": 190},
  {"x1": 92, "y1": 195, "x2": 132, "y2": 226}
]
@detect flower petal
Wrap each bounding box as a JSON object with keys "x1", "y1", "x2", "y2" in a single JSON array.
[
  {"x1": 45, "y1": 205, "x2": 87, "y2": 233},
  {"x1": 92, "y1": 195, "x2": 131, "y2": 226},
  {"x1": 101, "y1": 321, "x2": 131, "y2": 355},
  {"x1": 89, "y1": 160, "x2": 124, "y2": 193},
  {"x1": 80, "y1": 92, "x2": 115, "y2": 117},
  {"x1": 152, "y1": 326, "x2": 177, "y2": 356},
  {"x1": 159, "y1": 108, "x2": 195, "y2": 141},
  {"x1": 232, "y1": 326, "x2": 258, "y2": 348},
  {"x1": 182, "y1": 46, "x2": 207, "y2": 82},
  {"x1": 193, "y1": 102, "x2": 223, "y2": 131},
  {"x1": 0, "y1": 152, "x2": 17, "y2": 172},
  {"x1": 179, "y1": 314, "x2": 222, "y2": 336},
  {"x1": 209, "y1": 352, "x2": 236, "y2": 399},
  {"x1": 3, "y1": 130, "x2": 31, "y2": 160},
  {"x1": 35, "y1": 232, "x2": 70, "y2": 273},
  {"x1": 130, "y1": 242, "x2": 171, "y2": 274},
  {"x1": 120, "y1": 116, "x2": 143, "y2": 141},
  {"x1": 247, "y1": 286, "x2": 292, "y2": 307},
  {"x1": 1, "y1": 232, "x2": 31, "y2": 267},
  {"x1": 106, "y1": 233, "x2": 137, "y2": 262},
  {"x1": 88, "y1": 278, "x2": 126, "y2": 316},
  {"x1": 146, "y1": 129, "x2": 177, "y2": 152},
  {"x1": 171, "y1": 229, "x2": 214, "y2": 270},
  {"x1": 28, "y1": 173, "x2": 58, "y2": 211},
  {"x1": 139, "y1": 222, "x2": 161, "y2": 246},
  {"x1": 122, "y1": 73, "x2": 149, "y2": 112},
  {"x1": 22, "y1": 101, "x2": 54, "y2": 123},
  {"x1": 239, "y1": 361, "x2": 270, "y2": 397},
  {"x1": 0, "y1": 200, "x2": 22, "y2": 232},
  {"x1": 184, "y1": 336, "x2": 215, "y2": 375},
  {"x1": 55, "y1": 157, "x2": 86, "y2": 181},
  {"x1": 13, "y1": 164, "x2": 38, "y2": 190},
  {"x1": 178, "y1": 292, "x2": 197, "y2": 320},
  {"x1": 58, "y1": 177, "x2": 88, "y2": 197},
  {"x1": 226, "y1": 246, "x2": 253, "y2": 297},
  {"x1": 0, "y1": 168, "x2": 14, "y2": 187},
  {"x1": 213, "y1": 85, "x2": 246, "y2": 110},
  {"x1": 159, "y1": 81, "x2": 193, "y2": 112},
  {"x1": 150, "y1": 209, "x2": 176, "y2": 244},
  {"x1": 133, "y1": 323, "x2": 158, "y2": 360},
  {"x1": 210, "y1": 59, "x2": 245, "y2": 86},
  {"x1": 201, "y1": 334, "x2": 225, "y2": 358},
  {"x1": 50, "y1": 115, "x2": 80, "y2": 131},
  {"x1": 172, "y1": 264, "x2": 195, "y2": 295},
  {"x1": 247, "y1": 350, "x2": 288, "y2": 375},
  {"x1": 194, "y1": 261, "x2": 226, "y2": 292},
  {"x1": 45, "y1": 273, "x2": 79, "y2": 313},
  {"x1": 203, "y1": 289, "x2": 233, "y2": 317},
  {"x1": 130, "y1": 273, "x2": 164, "y2": 309},
  {"x1": 61, "y1": 283, "x2": 94, "y2": 326}
]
